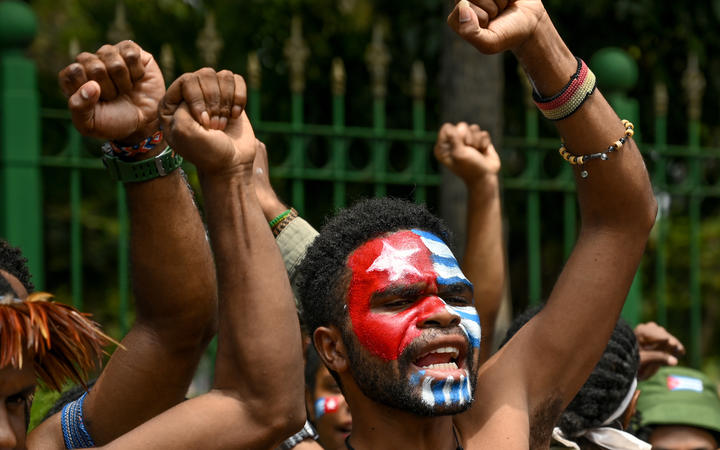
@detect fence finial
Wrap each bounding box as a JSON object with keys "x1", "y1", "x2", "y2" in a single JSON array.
[
  {"x1": 196, "y1": 11, "x2": 223, "y2": 68},
  {"x1": 654, "y1": 81, "x2": 668, "y2": 117},
  {"x1": 331, "y1": 58, "x2": 346, "y2": 96},
  {"x1": 284, "y1": 16, "x2": 309, "y2": 94},
  {"x1": 682, "y1": 53, "x2": 706, "y2": 121},
  {"x1": 248, "y1": 52, "x2": 261, "y2": 90},
  {"x1": 410, "y1": 61, "x2": 426, "y2": 101},
  {"x1": 107, "y1": 1, "x2": 133, "y2": 44},
  {"x1": 365, "y1": 22, "x2": 390, "y2": 99},
  {"x1": 160, "y1": 44, "x2": 174, "y2": 84}
]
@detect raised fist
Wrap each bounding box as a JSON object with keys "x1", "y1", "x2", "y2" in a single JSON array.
[
  {"x1": 434, "y1": 122, "x2": 500, "y2": 185},
  {"x1": 160, "y1": 69, "x2": 255, "y2": 176},
  {"x1": 59, "y1": 40, "x2": 165, "y2": 144},
  {"x1": 447, "y1": 0, "x2": 547, "y2": 54}
]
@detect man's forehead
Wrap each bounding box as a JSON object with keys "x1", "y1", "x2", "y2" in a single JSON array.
[{"x1": 350, "y1": 229, "x2": 455, "y2": 260}]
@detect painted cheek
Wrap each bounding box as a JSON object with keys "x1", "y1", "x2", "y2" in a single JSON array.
[
  {"x1": 347, "y1": 232, "x2": 438, "y2": 361},
  {"x1": 314, "y1": 395, "x2": 343, "y2": 419}
]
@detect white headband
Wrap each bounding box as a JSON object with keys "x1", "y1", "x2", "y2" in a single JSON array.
[{"x1": 551, "y1": 378, "x2": 650, "y2": 450}]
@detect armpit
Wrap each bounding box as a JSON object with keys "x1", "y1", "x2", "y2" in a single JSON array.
[{"x1": 530, "y1": 395, "x2": 563, "y2": 450}]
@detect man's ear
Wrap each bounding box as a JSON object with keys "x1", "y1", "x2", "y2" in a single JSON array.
[{"x1": 313, "y1": 326, "x2": 349, "y2": 374}]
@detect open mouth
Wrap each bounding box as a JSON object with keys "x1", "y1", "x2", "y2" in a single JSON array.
[{"x1": 413, "y1": 346, "x2": 462, "y2": 371}]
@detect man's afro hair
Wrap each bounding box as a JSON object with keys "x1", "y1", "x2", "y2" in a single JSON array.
[
  {"x1": 0, "y1": 239, "x2": 34, "y2": 292},
  {"x1": 296, "y1": 197, "x2": 451, "y2": 337}
]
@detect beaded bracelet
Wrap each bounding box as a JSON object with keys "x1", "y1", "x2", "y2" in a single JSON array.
[
  {"x1": 533, "y1": 58, "x2": 597, "y2": 121},
  {"x1": 272, "y1": 208, "x2": 299, "y2": 237},
  {"x1": 559, "y1": 120, "x2": 635, "y2": 178},
  {"x1": 103, "y1": 130, "x2": 163, "y2": 160}
]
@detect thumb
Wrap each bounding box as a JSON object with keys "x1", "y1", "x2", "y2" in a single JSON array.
[
  {"x1": 68, "y1": 81, "x2": 101, "y2": 136},
  {"x1": 447, "y1": 1, "x2": 501, "y2": 54},
  {"x1": 165, "y1": 102, "x2": 210, "y2": 153}
]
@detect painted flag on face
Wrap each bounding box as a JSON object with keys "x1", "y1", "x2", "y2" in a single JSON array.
[{"x1": 314, "y1": 396, "x2": 341, "y2": 419}]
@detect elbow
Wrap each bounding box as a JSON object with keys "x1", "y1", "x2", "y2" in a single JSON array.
[{"x1": 260, "y1": 402, "x2": 307, "y2": 446}]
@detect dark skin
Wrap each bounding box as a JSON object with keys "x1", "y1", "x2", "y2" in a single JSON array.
[
  {"x1": 68, "y1": 68, "x2": 304, "y2": 448},
  {"x1": 434, "y1": 123, "x2": 504, "y2": 363},
  {"x1": 313, "y1": 1, "x2": 657, "y2": 448},
  {"x1": 30, "y1": 41, "x2": 217, "y2": 447}
]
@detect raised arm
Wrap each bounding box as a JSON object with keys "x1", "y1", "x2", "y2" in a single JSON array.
[
  {"x1": 30, "y1": 41, "x2": 217, "y2": 447},
  {"x1": 448, "y1": 0, "x2": 656, "y2": 437},
  {"x1": 93, "y1": 69, "x2": 305, "y2": 449},
  {"x1": 434, "y1": 123, "x2": 504, "y2": 363}
]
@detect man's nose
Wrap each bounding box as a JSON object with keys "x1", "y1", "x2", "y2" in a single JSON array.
[
  {"x1": 0, "y1": 407, "x2": 18, "y2": 449},
  {"x1": 417, "y1": 297, "x2": 461, "y2": 328}
]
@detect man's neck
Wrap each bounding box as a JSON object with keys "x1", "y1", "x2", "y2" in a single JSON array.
[{"x1": 346, "y1": 400, "x2": 459, "y2": 450}]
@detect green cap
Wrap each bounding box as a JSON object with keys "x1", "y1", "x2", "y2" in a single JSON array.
[{"x1": 637, "y1": 366, "x2": 720, "y2": 433}]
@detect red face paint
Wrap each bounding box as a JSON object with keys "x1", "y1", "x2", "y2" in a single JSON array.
[{"x1": 346, "y1": 230, "x2": 451, "y2": 361}]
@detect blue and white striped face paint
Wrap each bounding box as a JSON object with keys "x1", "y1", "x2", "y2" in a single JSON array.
[
  {"x1": 411, "y1": 369, "x2": 473, "y2": 409},
  {"x1": 411, "y1": 230, "x2": 481, "y2": 349}
]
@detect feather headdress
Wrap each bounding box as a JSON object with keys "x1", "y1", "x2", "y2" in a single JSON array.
[{"x1": 0, "y1": 292, "x2": 118, "y2": 391}]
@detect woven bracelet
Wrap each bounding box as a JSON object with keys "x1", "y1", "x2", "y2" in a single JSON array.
[
  {"x1": 558, "y1": 120, "x2": 635, "y2": 178},
  {"x1": 533, "y1": 58, "x2": 597, "y2": 121},
  {"x1": 269, "y1": 209, "x2": 292, "y2": 229},
  {"x1": 272, "y1": 208, "x2": 299, "y2": 237},
  {"x1": 103, "y1": 130, "x2": 163, "y2": 160}
]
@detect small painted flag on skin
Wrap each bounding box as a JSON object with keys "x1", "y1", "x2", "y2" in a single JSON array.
[
  {"x1": 314, "y1": 396, "x2": 341, "y2": 419},
  {"x1": 666, "y1": 375, "x2": 703, "y2": 392}
]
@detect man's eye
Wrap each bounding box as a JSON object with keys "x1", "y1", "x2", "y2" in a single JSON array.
[
  {"x1": 446, "y1": 297, "x2": 471, "y2": 306},
  {"x1": 385, "y1": 299, "x2": 412, "y2": 309}
]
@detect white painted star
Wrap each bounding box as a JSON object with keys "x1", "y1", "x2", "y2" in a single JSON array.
[{"x1": 366, "y1": 241, "x2": 421, "y2": 281}]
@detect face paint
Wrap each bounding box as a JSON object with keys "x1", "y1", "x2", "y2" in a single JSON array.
[
  {"x1": 314, "y1": 395, "x2": 342, "y2": 420},
  {"x1": 346, "y1": 230, "x2": 479, "y2": 361}
]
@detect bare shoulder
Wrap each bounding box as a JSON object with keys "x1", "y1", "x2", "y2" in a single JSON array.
[
  {"x1": 27, "y1": 412, "x2": 65, "y2": 449},
  {"x1": 454, "y1": 339, "x2": 564, "y2": 449}
]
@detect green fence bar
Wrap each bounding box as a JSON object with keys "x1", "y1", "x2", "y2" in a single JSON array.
[
  {"x1": 410, "y1": 61, "x2": 427, "y2": 204},
  {"x1": 0, "y1": 2, "x2": 43, "y2": 289},
  {"x1": 69, "y1": 125, "x2": 83, "y2": 309},
  {"x1": 653, "y1": 83, "x2": 669, "y2": 326},
  {"x1": 290, "y1": 93, "x2": 305, "y2": 212},
  {"x1": 372, "y1": 98, "x2": 388, "y2": 197},
  {"x1": 689, "y1": 119, "x2": 702, "y2": 368},
  {"x1": 117, "y1": 184, "x2": 129, "y2": 335},
  {"x1": 331, "y1": 59, "x2": 347, "y2": 209}
]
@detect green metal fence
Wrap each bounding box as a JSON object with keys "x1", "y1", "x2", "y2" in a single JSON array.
[{"x1": 1, "y1": 3, "x2": 719, "y2": 369}]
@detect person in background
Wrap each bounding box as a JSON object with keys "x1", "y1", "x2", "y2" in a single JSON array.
[{"x1": 634, "y1": 366, "x2": 720, "y2": 450}]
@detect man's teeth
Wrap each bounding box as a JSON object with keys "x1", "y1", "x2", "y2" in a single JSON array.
[
  {"x1": 417, "y1": 346, "x2": 460, "y2": 360},
  {"x1": 423, "y1": 362, "x2": 458, "y2": 370}
]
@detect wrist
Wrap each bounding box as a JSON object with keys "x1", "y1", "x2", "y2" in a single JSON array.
[
  {"x1": 198, "y1": 164, "x2": 255, "y2": 187},
  {"x1": 262, "y1": 199, "x2": 288, "y2": 223},
  {"x1": 465, "y1": 173, "x2": 500, "y2": 195},
  {"x1": 512, "y1": 12, "x2": 576, "y2": 97},
  {"x1": 114, "y1": 119, "x2": 161, "y2": 147}
]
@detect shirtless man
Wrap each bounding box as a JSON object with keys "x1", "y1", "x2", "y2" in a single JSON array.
[{"x1": 294, "y1": 1, "x2": 656, "y2": 448}]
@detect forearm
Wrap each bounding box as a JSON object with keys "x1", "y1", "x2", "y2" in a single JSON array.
[
  {"x1": 514, "y1": 13, "x2": 656, "y2": 232},
  {"x1": 200, "y1": 171, "x2": 304, "y2": 420},
  {"x1": 124, "y1": 147, "x2": 217, "y2": 339},
  {"x1": 463, "y1": 175, "x2": 504, "y2": 362}
]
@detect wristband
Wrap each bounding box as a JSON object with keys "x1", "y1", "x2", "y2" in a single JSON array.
[
  {"x1": 277, "y1": 420, "x2": 318, "y2": 449},
  {"x1": 272, "y1": 208, "x2": 299, "y2": 237},
  {"x1": 102, "y1": 130, "x2": 163, "y2": 159},
  {"x1": 532, "y1": 57, "x2": 597, "y2": 121},
  {"x1": 102, "y1": 146, "x2": 183, "y2": 183},
  {"x1": 269, "y1": 209, "x2": 292, "y2": 229}
]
